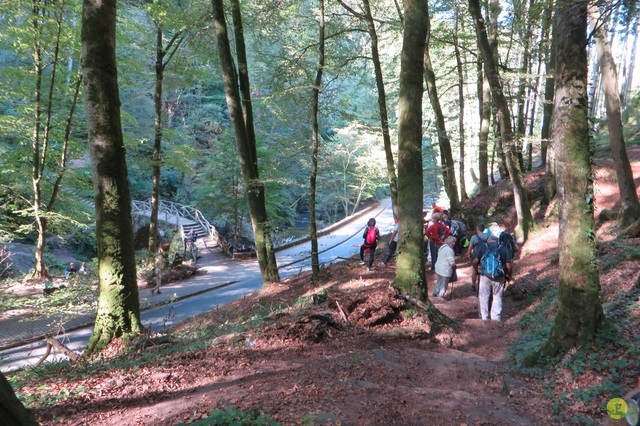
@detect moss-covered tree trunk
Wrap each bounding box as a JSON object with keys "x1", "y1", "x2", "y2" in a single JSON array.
[
  {"x1": 589, "y1": 5, "x2": 640, "y2": 228},
  {"x1": 423, "y1": 9, "x2": 460, "y2": 216},
  {"x1": 395, "y1": 0, "x2": 429, "y2": 301},
  {"x1": 0, "y1": 372, "x2": 37, "y2": 426},
  {"x1": 82, "y1": 0, "x2": 143, "y2": 354},
  {"x1": 213, "y1": 0, "x2": 280, "y2": 283},
  {"x1": 541, "y1": 0, "x2": 605, "y2": 356},
  {"x1": 469, "y1": 0, "x2": 534, "y2": 242}
]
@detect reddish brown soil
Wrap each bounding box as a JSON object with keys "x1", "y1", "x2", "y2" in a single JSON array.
[{"x1": 19, "y1": 147, "x2": 640, "y2": 426}]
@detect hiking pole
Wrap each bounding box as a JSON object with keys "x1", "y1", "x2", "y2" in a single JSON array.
[{"x1": 450, "y1": 266, "x2": 457, "y2": 300}]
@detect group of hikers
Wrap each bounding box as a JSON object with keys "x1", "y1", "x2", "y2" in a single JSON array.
[{"x1": 358, "y1": 201, "x2": 520, "y2": 322}]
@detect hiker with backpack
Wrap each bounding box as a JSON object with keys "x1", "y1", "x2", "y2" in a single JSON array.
[
  {"x1": 487, "y1": 221, "x2": 520, "y2": 260},
  {"x1": 359, "y1": 218, "x2": 380, "y2": 271},
  {"x1": 499, "y1": 230, "x2": 519, "y2": 259},
  {"x1": 381, "y1": 218, "x2": 399, "y2": 266},
  {"x1": 424, "y1": 212, "x2": 451, "y2": 270},
  {"x1": 443, "y1": 211, "x2": 467, "y2": 256},
  {"x1": 468, "y1": 223, "x2": 489, "y2": 291},
  {"x1": 472, "y1": 235, "x2": 512, "y2": 321},
  {"x1": 433, "y1": 236, "x2": 457, "y2": 299}
]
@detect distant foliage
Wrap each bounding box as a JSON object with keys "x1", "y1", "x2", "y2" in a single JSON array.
[{"x1": 68, "y1": 227, "x2": 98, "y2": 259}]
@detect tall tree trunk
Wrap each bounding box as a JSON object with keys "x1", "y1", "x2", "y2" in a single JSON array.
[
  {"x1": 395, "y1": 0, "x2": 430, "y2": 301},
  {"x1": 621, "y1": 16, "x2": 639, "y2": 99},
  {"x1": 540, "y1": 5, "x2": 556, "y2": 202},
  {"x1": 0, "y1": 371, "x2": 37, "y2": 426},
  {"x1": 424, "y1": 2, "x2": 460, "y2": 215},
  {"x1": 541, "y1": 0, "x2": 605, "y2": 356},
  {"x1": 213, "y1": 0, "x2": 280, "y2": 283},
  {"x1": 363, "y1": 0, "x2": 399, "y2": 218},
  {"x1": 310, "y1": 0, "x2": 325, "y2": 277},
  {"x1": 453, "y1": 8, "x2": 468, "y2": 201},
  {"x1": 469, "y1": 0, "x2": 534, "y2": 242},
  {"x1": 230, "y1": 0, "x2": 280, "y2": 282},
  {"x1": 148, "y1": 16, "x2": 187, "y2": 255},
  {"x1": 476, "y1": 58, "x2": 490, "y2": 189},
  {"x1": 514, "y1": 0, "x2": 534, "y2": 172},
  {"x1": 31, "y1": 1, "x2": 48, "y2": 280},
  {"x1": 31, "y1": 4, "x2": 79, "y2": 280},
  {"x1": 82, "y1": 0, "x2": 143, "y2": 354},
  {"x1": 487, "y1": 0, "x2": 508, "y2": 181},
  {"x1": 589, "y1": 5, "x2": 640, "y2": 227},
  {"x1": 539, "y1": 3, "x2": 554, "y2": 165},
  {"x1": 31, "y1": 25, "x2": 49, "y2": 279},
  {"x1": 230, "y1": 0, "x2": 258, "y2": 173},
  {"x1": 337, "y1": 0, "x2": 400, "y2": 218},
  {"x1": 149, "y1": 25, "x2": 164, "y2": 255},
  {"x1": 526, "y1": 18, "x2": 546, "y2": 172}
]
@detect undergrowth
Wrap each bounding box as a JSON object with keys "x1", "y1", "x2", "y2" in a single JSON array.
[
  {"x1": 511, "y1": 263, "x2": 640, "y2": 423},
  {"x1": 177, "y1": 406, "x2": 280, "y2": 425}
]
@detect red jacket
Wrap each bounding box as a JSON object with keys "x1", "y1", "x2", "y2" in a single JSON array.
[{"x1": 425, "y1": 222, "x2": 450, "y2": 245}]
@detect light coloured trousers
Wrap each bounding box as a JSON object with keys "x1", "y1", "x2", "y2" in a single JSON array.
[
  {"x1": 433, "y1": 274, "x2": 450, "y2": 298},
  {"x1": 478, "y1": 275, "x2": 504, "y2": 321}
]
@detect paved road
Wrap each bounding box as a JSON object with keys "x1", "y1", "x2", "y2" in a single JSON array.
[{"x1": 0, "y1": 199, "x2": 394, "y2": 372}]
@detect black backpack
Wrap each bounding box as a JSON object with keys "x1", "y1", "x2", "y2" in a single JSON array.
[
  {"x1": 436, "y1": 224, "x2": 447, "y2": 244},
  {"x1": 499, "y1": 232, "x2": 517, "y2": 257}
]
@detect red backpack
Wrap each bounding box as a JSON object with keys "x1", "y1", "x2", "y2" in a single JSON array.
[{"x1": 365, "y1": 226, "x2": 377, "y2": 244}]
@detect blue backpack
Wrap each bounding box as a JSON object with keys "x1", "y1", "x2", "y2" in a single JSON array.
[{"x1": 480, "y1": 244, "x2": 505, "y2": 279}]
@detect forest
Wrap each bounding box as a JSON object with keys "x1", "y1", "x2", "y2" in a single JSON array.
[{"x1": 1, "y1": 0, "x2": 640, "y2": 424}]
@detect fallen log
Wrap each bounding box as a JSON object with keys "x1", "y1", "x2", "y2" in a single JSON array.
[
  {"x1": 33, "y1": 341, "x2": 53, "y2": 367},
  {"x1": 335, "y1": 300, "x2": 349, "y2": 323},
  {"x1": 45, "y1": 336, "x2": 82, "y2": 362},
  {"x1": 397, "y1": 293, "x2": 429, "y2": 311}
]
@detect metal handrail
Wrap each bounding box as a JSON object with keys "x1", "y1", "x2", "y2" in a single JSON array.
[{"x1": 131, "y1": 199, "x2": 218, "y2": 245}]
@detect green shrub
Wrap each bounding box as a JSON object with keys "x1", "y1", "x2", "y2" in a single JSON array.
[{"x1": 177, "y1": 407, "x2": 280, "y2": 426}]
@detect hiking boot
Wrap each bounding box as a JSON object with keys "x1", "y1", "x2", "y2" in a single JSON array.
[
  {"x1": 359, "y1": 261, "x2": 365, "y2": 265},
  {"x1": 366, "y1": 267, "x2": 371, "y2": 271}
]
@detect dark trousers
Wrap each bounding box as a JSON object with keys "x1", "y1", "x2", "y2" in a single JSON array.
[
  {"x1": 383, "y1": 241, "x2": 397, "y2": 264},
  {"x1": 453, "y1": 237, "x2": 462, "y2": 256},
  {"x1": 360, "y1": 243, "x2": 377, "y2": 267},
  {"x1": 429, "y1": 241, "x2": 441, "y2": 269}
]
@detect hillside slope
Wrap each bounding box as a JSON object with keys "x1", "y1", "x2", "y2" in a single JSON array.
[{"x1": 17, "y1": 147, "x2": 640, "y2": 426}]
